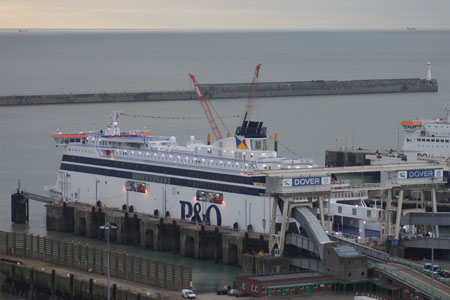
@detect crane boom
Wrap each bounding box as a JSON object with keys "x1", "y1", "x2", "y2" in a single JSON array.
[
  {"x1": 244, "y1": 64, "x2": 262, "y2": 122},
  {"x1": 189, "y1": 74, "x2": 223, "y2": 141}
]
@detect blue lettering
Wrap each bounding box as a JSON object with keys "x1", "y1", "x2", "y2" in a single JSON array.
[
  {"x1": 180, "y1": 200, "x2": 192, "y2": 219},
  {"x1": 405, "y1": 169, "x2": 438, "y2": 178},
  {"x1": 192, "y1": 203, "x2": 202, "y2": 223},
  {"x1": 292, "y1": 177, "x2": 322, "y2": 186},
  {"x1": 179, "y1": 201, "x2": 222, "y2": 226},
  {"x1": 205, "y1": 205, "x2": 222, "y2": 226}
]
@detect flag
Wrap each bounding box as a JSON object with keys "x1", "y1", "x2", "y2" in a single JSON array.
[{"x1": 235, "y1": 136, "x2": 248, "y2": 150}]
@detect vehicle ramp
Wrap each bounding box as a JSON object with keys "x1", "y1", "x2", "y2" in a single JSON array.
[{"x1": 290, "y1": 206, "x2": 333, "y2": 259}]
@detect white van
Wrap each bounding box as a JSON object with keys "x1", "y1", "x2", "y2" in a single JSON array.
[{"x1": 181, "y1": 289, "x2": 196, "y2": 299}]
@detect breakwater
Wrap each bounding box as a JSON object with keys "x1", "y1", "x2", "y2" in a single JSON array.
[{"x1": 0, "y1": 78, "x2": 438, "y2": 106}]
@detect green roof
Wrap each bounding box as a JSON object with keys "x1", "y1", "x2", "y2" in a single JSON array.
[
  {"x1": 334, "y1": 246, "x2": 361, "y2": 257},
  {"x1": 264, "y1": 280, "x2": 336, "y2": 289}
]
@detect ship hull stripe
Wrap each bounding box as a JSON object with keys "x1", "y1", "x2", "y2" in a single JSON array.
[
  {"x1": 60, "y1": 163, "x2": 264, "y2": 196},
  {"x1": 62, "y1": 154, "x2": 265, "y2": 185}
]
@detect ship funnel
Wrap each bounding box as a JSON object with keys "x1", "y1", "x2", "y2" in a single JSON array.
[{"x1": 426, "y1": 61, "x2": 432, "y2": 81}]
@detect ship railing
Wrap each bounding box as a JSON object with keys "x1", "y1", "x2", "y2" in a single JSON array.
[
  {"x1": 99, "y1": 148, "x2": 257, "y2": 174},
  {"x1": 330, "y1": 179, "x2": 351, "y2": 186},
  {"x1": 331, "y1": 190, "x2": 368, "y2": 199},
  {"x1": 331, "y1": 183, "x2": 389, "y2": 191}
]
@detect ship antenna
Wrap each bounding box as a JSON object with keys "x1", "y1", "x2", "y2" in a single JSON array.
[
  {"x1": 445, "y1": 103, "x2": 450, "y2": 123},
  {"x1": 106, "y1": 109, "x2": 121, "y2": 135}
]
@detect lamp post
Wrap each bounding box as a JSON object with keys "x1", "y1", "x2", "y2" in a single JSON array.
[
  {"x1": 100, "y1": 223, "x2": 117, "y2": 300},
  {"x1": 431, "y1": 176, "x2": 437, "y2": 300},
  {"x1": 95, "y1": 178, "x2": 100, "y2": 206}
]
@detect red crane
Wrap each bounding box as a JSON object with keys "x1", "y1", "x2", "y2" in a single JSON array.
[
  {"x1": 189, "y1": 74, "x2": 223, "y2": 141},
  {"x1": 244, "y1": 64, "x2": 262, "y2": 122}
]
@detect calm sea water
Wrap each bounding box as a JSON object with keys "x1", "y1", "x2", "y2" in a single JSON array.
[{"x1": 1, "y1": 30, "x2": 450, "y2": 296}]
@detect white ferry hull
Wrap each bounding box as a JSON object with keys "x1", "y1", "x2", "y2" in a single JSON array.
[{"x1": 56, "y1": 166, "x2": 272, "y2": 233}]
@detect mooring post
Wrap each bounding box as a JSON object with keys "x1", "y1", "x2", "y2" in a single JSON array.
[
  {"x1": 51, "y1": 270, "x2": 56, "y2": 300},
  {"x1": 158, "y1": 218, "x2": 164, "y2": 251},
  {"x1": 214, "y1": 226, "x2": 219, "y2": 263},
  {"x1": 199, "y1": 225, "x2": 205, "y2": 259},
  {"x1": 172, "y1": 220, "x2": 177, "y2": 254},
  {"x1": 112, "y1": 284, "x2": 117, "y2": 300},
  {"x1": 124, "y1": 212, "x2": 129, "y2": 245},
  {"x1": 89, "y1": 278, "x2": 93, "y2": 300},
  {"x1": 29, "y1": 269, "x2": 34, "y2": 299},
  {"x1": 70, "y1": 273, "x2": 74, "y2": 300}
]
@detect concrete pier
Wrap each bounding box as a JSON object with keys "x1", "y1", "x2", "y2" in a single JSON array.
[
  {"x1": 0, "y1": 78, "x2": 438, "y2": 106},
  {"x1": 45, "y1": 202, "x2": 268, "y2": 267}
]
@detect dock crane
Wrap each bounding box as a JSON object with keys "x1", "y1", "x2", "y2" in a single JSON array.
[
  {"x1": 189, "y1": 74, "x2": 223, "y2": 141},
  {"x1": 243, "y1": 64, "x2": 262, "y2": 123}
]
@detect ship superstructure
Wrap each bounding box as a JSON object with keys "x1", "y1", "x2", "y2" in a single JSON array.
[
  {"x1": 401, "y1": 104, "x2": 450, "y2": 162},
  {"x1": 49, "y1": 110, "x2": 315, "y2": 233}
]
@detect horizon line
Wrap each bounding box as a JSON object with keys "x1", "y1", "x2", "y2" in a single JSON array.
[{"x1": 2, "y1": 27, "x2": 450, "y2": 32}]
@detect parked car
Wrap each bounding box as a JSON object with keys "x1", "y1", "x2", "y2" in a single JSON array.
[
  {"x1": 216, "y1": 285, "x2": 231, "y2": 295},
  {"x1": 439, "y1": 271, "x2": 450, "y2": 278},
  {"x1": 227, "y1": 289, "x2": 238, "y2": 296},
  {"x1": 181, "y1": 289, "x2": 196, "y2": 299},
  {"x1": 235, "y1": 290, "x2": 249, "y2": 298}
]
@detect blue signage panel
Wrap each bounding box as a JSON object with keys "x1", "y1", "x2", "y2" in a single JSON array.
[
  {"x1": 398, "y1": 169, "x2": 443, "y2": 179},
  {"x1": 283, "y1": 176, "x2": 331, "y2": 187}
]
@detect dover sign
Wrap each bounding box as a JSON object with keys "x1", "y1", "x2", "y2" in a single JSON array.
[
  {"x1": 397, "y1": 169, "x2": 443, "y2": 179},
  {"x1": 283, "y1": 176, "x2": 331, "y2": 187}
]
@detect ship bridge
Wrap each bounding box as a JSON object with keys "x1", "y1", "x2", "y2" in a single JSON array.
[{"x1": 261, "y1": 161, "x2": 447, "y2": 268}]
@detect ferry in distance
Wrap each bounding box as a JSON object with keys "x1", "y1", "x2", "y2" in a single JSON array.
[{"x1": 401, "y1": 104, "x2": 450, "y2": 162}]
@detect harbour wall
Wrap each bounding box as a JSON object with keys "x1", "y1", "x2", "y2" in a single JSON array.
[
  {"x1": 0, "y1": 257, "x2": 173, "y2": 300},
  {"x1": 0, "y1": 231, "x2": 192, "y2": 292},
  {"x1": 0, "y1": 78, "x2": 438, "y2": 106},
  {"x1": 44, "y1": 201, "x2": 270, "y2": 268}
]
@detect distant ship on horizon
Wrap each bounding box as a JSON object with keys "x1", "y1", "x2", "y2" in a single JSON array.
[{"x1": 406, "y1": 27, "x2": 417, "y2": 31}]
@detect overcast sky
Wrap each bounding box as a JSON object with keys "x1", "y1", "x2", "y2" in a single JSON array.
[{"x1": 1, "y1": 0, "x2": 449, "y2": 30}]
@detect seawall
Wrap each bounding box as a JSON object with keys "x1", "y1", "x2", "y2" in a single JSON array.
[
  {"x1": 0, "y1": 78, "x2": 438, "y2": 106},
  {"x1": 0, "y1": 255, "x2": 174, "y2": 300}
]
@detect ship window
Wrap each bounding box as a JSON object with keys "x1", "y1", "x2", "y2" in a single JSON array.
[
  {"x1": 352, "y1": 208, "x2": 357, "y2": 216},
  {"x1": 338, "y1": 206, "x2": 342, "y2": 213},
  {"x1": 431, "y1": 139, "x2": 435, "y2": 142},
  {"x1": 442, "y1": 139, "x2": 445, "y2": 142},
  {"x1": 427, "y1": 139, "x2": 430, "y2": 142},
  {"x1": 447, "y1": 140, "x2": 449, "y2": 143},
  {"x1": 367, "y1": 210, "x2": 371, "y2": 217}
]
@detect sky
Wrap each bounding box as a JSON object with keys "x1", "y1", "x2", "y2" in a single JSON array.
[{"x1": 1, "y1": 0, "x2": 450, "y2": 30}]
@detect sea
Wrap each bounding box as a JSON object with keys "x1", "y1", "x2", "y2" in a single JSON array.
[{"x1": 1, "y1": 29, "x2": 450, "y2": 298}]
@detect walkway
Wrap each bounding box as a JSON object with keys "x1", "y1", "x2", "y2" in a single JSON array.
[{"x1": 374, "y1": 261, "x2": 450, "y2": 299}]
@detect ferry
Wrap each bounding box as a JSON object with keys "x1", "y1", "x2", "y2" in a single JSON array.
[
  {"x1": 401, "y1": 104, "x2": 450, "y2": 162},
  {"x1": 47, "y1": 110, "x2": 316, "y2": 233}
]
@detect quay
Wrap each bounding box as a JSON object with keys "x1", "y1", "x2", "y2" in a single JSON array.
[
  {"x1": 10, "y1": 159, "x2": 450, "y2": 299},
  {"x1": 0, "y1": 78, "x2": 438, "y2": 106},
  {"x1": 43, "y1": 201, "x2": 269, "y2": 267}
]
